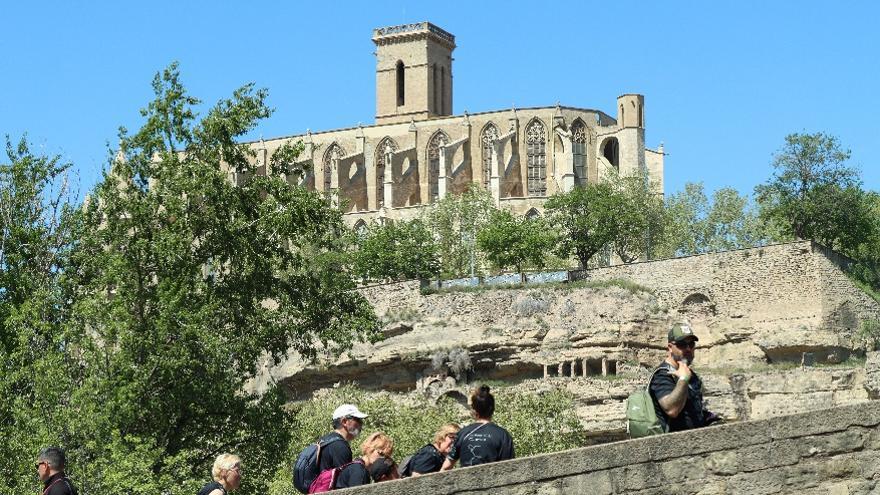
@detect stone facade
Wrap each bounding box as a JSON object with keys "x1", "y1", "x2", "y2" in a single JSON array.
[
  {"x1": 240, "y1": 22, "x2": 664, "y2": 226},
  {"x1": 336, "y1": 401, "x2": 880, "y2": 494}
]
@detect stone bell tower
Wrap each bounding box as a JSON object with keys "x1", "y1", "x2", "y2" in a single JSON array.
[{"x1": 373, "y1": 22, "x2": 456, "y2": 125}]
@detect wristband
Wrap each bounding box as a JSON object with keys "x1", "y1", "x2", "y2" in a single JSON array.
[{"x1": 678, "y1": 375, "x2": 690, "y2": 383}]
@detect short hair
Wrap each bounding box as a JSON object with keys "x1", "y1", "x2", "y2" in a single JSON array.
[
  {"x1": 38, "y1": 447, "x2": 66, "y2": 471},
  {"x1": 433, "y1": 423, "x2": 461, "y2": 444},
  {"x1": 212, "y1": 453, "x2": 241, "y2": 482},
  {"x1": 470, "y1": 385, "x2": 495, "y2": 418},
  {"x1": 359, "y1": 432, "x2": 393, "y2": 457}
]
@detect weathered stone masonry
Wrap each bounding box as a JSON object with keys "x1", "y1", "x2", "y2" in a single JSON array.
[{"x1": 337, "y1": 401, "x2": 880, "y2": 494}]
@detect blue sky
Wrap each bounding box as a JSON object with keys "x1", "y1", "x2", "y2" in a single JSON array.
[{"x1": 2, "y1": 1, "x2": 878, "y2": 199}]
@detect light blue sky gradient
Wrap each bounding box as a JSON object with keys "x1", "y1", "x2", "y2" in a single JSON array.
[{"x1": 2, "y1": 1, "x2": 878, "y2": 199}]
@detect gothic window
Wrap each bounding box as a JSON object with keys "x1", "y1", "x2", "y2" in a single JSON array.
[
  {"x1": 601, "y1": 137, "x2": 619, "y2": 171},
  {"x1": 571, "y1": 120, "x2": 588, "y2": 186},
  {"x1": 427, "y1": 131, "x2": 448, "y2": 201},
  {"x1": 481, "y1": 123, "x2": 499, "y2": 188},
  {"x1": 396, "y1": 61, "x2": 405, "y2": 106},
  {"x1": 375, "y1": 138, "x2": 397, "y2": 208},
  {"x1": 354, "y1": 219, "x2": 368, "y2": 239},
  {"x1": 525, "y1": 208, "x2": 541, "y2": 220},
  {"x1": 440, "y1": 66, "x2": 446, "y2": 114},
  {"x1": 432, "y1": 65, "x2": 438, "y2": 113},
  {"x1": 323, "y1": 143, "x2": 345, "y2": 192},
  {"x1": 526, "y1": 120, "x2": 546, "y2": 196}
]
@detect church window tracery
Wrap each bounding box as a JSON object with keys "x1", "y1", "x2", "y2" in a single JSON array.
[
  {"x1": 481, "y1": 123, "x2": 499, "y2": 188},
  {"x1": 427, "y1": 131, "x2": 448, "y2": 201},
  {"x1": 375, "y1": 138, "x2": 397, "y2": 208},
  {"x1": 572, "y1": 120, "x2": 588, "y2": 186},
  {"x1": 526, "y1": 120, "x2": 546, "y2": 196},
  {"x1": 323, "y1": 143, "x2": 346, "y2": 192}
]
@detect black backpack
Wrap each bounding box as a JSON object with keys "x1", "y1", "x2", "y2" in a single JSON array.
[{"x1": 292, "y1": 436, "x2": 343, "y2": 494}]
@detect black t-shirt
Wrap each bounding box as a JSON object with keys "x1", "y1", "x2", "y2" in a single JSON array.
[
  {"x1": 317, "y1": 432, "x2": 352, "y2": 472},
  {"x1": 447, "y1": 422, "x2": 514, "y2": 467},
  {"x1": 43, "y1": 473, "x2": 78, "y2": 495},
  {"x1": 196, "y1": 481, "x2": 226, "y2": 495},
  {"x1": 334, "y1": 460, "x2": 370, "y2": 488},
  {"x1": 649, "y1": 361, "x2": 706, "y2": 432},
  {"x1": 407, "y1": 444, "x2": 444, "y2": 475}
]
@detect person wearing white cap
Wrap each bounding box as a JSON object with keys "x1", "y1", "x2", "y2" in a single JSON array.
[{"x1": 316, "y1": 404, "x2": 369, "y2": 473}]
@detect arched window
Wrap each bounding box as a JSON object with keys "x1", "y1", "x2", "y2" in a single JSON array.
[
  {"x1": 396, "y1": 61, "x2": 405, "y2": 106},
  {"x1": 619, "y1": 104, "x2": 625, "y2": 127},
  {"x1": 481, "y1": 123, "x2": 499, "y2": 188},
  {"x1": 601, "y1": 137, "x2": 619, "y2": 171},
  {"x1": 427, "y1": 131, "x2": 448, "y2": 201},
  {"x1": 432, "y1": 65, "x2": 438, "y2": 113},
  {"x1": 353, "y1": 219, "x2": 368, "y2": 239},
  {"x1": 375, "y1": 137, "x2": 397, "y2": 208},
  {"x1": 440, "y1": 66, "x2": 446, "y2": 114},
  {"x1": 323, "y1": 143, "x2": 346, "y2": 192},
  {"x1": 526, "y1": 120, "x2": 546, "y2": 196},
  {"x1": 571, "y1": 119, "x2": 588, "y2": 186}
]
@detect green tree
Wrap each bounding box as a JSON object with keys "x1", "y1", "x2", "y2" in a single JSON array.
[
  {"x1": 424, "y1": 185, "x2": 495, "y2": 278},
  {"x1": 657, "y1": 182, "x2": 770, "y2": 258},
  {"x1": 0, "y1": 136, "x2": 77, "y2": 494},
  {"x1": 607, "y1": 172, "x2": 666, "y2": 263},
  {"x1": 544, "y1": 182, "x2": 618, "y2": 268},
  {"x1": 477, "y1": 210, "x2": 557, "y2": 282},
  {"x1": 353, "y1": 219, "x2": 439, "y2": 282},
  {"x1": 55, "y1": 63, "x2": 379, "y2": 494},
  {"x1": 756, "y1": 132, "x2": 871, "y2": 252}
]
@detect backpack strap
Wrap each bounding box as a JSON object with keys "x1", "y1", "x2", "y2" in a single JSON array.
[
  {"x1": 461, "y1": 422, "x2": 489, "y2": 443},
  {"x1": 329, "y1": 459, "x2": 365, "y2": 488},
  {"x1": 645, "y1": 364, "x2": 670, "y2": 393},
  {"x1": 314, "y1": 435, "x2": 345, "y2": 466}
]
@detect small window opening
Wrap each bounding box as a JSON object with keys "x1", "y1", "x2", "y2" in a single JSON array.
[{"x1": 396, "y1": 61, "x2": 405, "y2": 106}]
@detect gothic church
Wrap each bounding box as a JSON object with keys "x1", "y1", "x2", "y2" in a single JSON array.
[{"x1": 244, "y1": 22, "x2": 665, "y2": 228}]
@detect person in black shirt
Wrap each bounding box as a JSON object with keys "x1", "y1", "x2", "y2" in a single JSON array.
[
  {"x1": 650, "y1": 324, "x2": 718, "y2": 432},
  {"x1": 36, "y1": 447, "x2": 78, "y2": 495},
  {"x1": 403, "y1": 423, "x2": 460, "y2": 477},
  {"x1": 197, "y1": 453, "x2": 242, "y2": 495},
  {"x1": 316, "y1": 403, "x2": 369, "y2": 472},
  {"x1": 441, "y1": 386, "x2": 514, "y2": 470},
  {"x1": 334, "y1": 432, "x2": 394, "y2": 489}
]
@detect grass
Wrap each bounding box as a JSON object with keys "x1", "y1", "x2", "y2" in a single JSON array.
[
  {"x1": 703, "y1": 354, "x2": 867, "y2": 375},
  {"x1": 420, "y1": 278, "x2": 653, "y2": 296},
  {"x1": 851, "y1": 276, "x2": 880, "y2": 304}
]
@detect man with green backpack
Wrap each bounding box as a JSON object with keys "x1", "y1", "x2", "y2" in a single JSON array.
[{"x1": 627, "y1": 324, "x2": 719, "y2": 437}]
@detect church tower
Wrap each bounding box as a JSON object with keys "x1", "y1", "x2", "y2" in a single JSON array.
[{"x1": 373, "y1": 22, "x2": 456, "y2": 125}]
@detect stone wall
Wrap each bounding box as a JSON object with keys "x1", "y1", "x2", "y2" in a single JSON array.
[{"x1": 337, "y1": 401, "x2": 880, "y2": 494}]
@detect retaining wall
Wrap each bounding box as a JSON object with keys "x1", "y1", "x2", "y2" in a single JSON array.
[{"x1": 339, "y1": 401, "x2": 880, "y2": 494}]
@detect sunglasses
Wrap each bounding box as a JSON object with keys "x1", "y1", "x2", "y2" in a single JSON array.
[
  {"x1": 35, "y1": 461, "x2": 47, "y2": 469},
  {"x1": 673, "y1": 340, "x2": 696, "y2": 349}
]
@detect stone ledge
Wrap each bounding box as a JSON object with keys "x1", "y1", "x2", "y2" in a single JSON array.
[{"x1": 336, "y1": 401, "x2": 880, "y2": 494}]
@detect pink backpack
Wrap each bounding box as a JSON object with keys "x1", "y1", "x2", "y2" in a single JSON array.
[{"x1": 308, "y1": 460, "x2": 364, "y2": 493}]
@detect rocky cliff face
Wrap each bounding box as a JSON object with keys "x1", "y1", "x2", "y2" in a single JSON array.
[{"x1": 249, "y1": 242, "x2": 880, "y2": 436}]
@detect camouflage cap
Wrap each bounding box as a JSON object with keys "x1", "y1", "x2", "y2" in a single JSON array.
[{"x1": 668, "y1": 323, "x2": 699, "y2": 343}]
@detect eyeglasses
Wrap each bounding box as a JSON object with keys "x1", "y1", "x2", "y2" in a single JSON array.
[
  {"x1": 35, "y1": 461, "x2": 47, "y2": 469},
  {"x1": 673, "y1": 340, "x2": 696, "y2": 349}
]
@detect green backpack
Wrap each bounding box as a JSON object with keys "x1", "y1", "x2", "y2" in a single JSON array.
[{"x1": 626, "y1": 367, "x2": 668, "y2": 438}]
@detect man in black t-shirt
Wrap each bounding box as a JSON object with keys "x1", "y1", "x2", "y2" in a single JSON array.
[
  {"x1": 445, "y1": 422, "x2": 514, "y2": 467},
  {"x1": 649, "y1": 324, "x2": 716, "y2": 432},
  {"x1": 316, "y1": 404, "x2": 369, "y2": 472}
]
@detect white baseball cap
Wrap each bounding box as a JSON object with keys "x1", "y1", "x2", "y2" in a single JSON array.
[{"x1": 332, "y1": 404, "x2": 368, "y2": 420}]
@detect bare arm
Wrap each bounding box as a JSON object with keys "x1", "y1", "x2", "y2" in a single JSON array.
[
  {"x1": 440, "y1": 458, "x2": 456, "y2": 471},
  {"x1": 657, "y1": 362, "x2": 692, "y2": 418}
]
